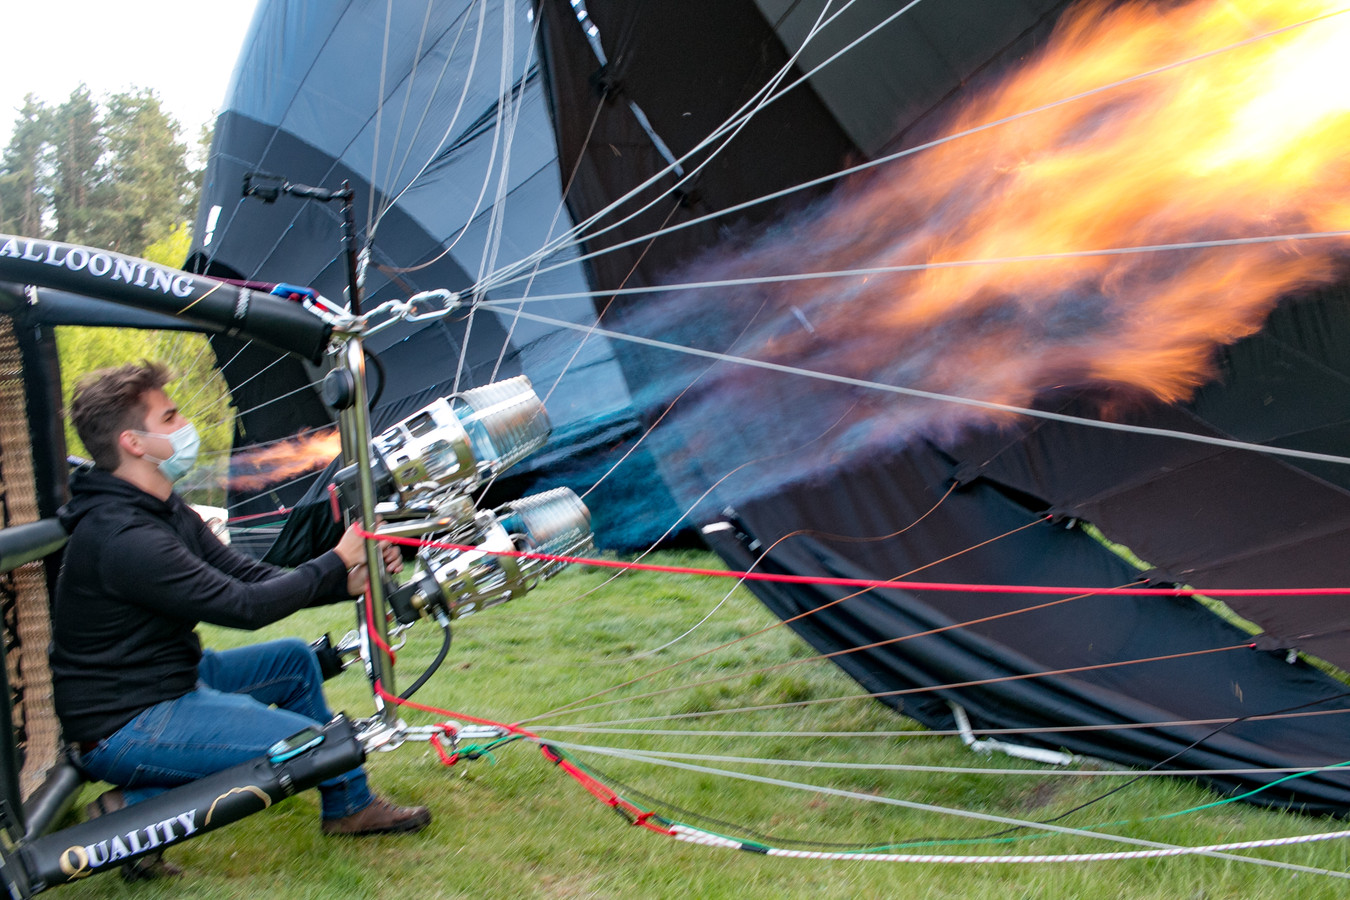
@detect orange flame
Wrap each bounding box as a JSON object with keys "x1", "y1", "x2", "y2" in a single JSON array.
[
  {"x1": 799, "y1": 0, "x2": 1350, "y2": 405},
  {"x1": 905, "y1": 0, "x2": 1343, "y2": 397},
  {"x1": 629, "y1": 0, "x2": 1350, "y2": 504},
  {"x1": 229, "y1": 428, "x2": 342, "y2": 491}
]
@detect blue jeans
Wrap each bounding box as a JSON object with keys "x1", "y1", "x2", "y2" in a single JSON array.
[{"x1": 78, "y1": 638, "x2": 373, "y2": 820}]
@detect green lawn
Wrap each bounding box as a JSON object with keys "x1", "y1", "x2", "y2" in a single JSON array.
[{"x1": 55, "y1": 549, "x2": 1350, "y2": 899}]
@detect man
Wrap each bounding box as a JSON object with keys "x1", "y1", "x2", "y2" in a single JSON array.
[{"x1": 49, "y1": 361, "x2": 428, "y2": 880}]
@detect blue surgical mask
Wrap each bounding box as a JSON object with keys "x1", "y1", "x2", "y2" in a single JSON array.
[{"x1": 140, "y1": 423, "x2": 201, "y2": 483}]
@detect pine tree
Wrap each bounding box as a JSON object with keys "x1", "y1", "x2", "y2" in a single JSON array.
[
  {"x1": 48, "y1": 85, "x2": 104, "y2": 245},
  {"x1": 0, "y1": 86, "x2": 232, "y2": 498},
  {"x1": 93, "y1": 89, "x2": 194, "y2": 255},
  {"x1": 0, "y1": 86, "x2": 200, "y2": 257},
  {"x1": 0, "y1": 95, "x2": 50, "y2": 237}
]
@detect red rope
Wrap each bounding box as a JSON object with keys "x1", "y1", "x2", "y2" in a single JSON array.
[
  {"x1": 430, "y1": 726, "x2": 459, "y2": 767},
  {"x1": 225, "y1": 506, "x2": 293, "y2": 525},
  {"x1": 341, "y1": 524, "x2": 1326, "y2": 837},
  {"x1": 362, "y1": 583, "x2": 396, "y2": 664},
  {"x1": 368, "y1": 679, "x2": 671, "y2": 833},
  {"x1": 539, "y1": 745, "x2": 673, "y2": 833},
  {"x1": 355, "y1": 528, "x2": 1350, "y2": 599}
]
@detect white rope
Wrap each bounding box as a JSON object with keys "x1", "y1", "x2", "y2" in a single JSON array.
[
  {"x1": 365, "y1": 0, "x2": 394, "y2": 237},
  {"x1": 557, "y1": 0, "x2": 843, "y2": 252},
  {"x1": 491, "y1": 306, "x2": 1350, "y2": 468},
  {"x1": 167, "y1": 337, "x2": 229, "y2": 412},
  {"x1": 480, "y1": 0, "x2": 852, "y2": 419},
  {"x1": 627, "y1": 588, "x2": 740, "y2": 660},
  {"x1": 525, "y1": 640, "x2": 1261, "y2": 728},
  {"x1": 532, "y1": 703, "x2": 1350, "y2": 739},
  {"x1": 481, "y1": 9, "x2": 1350, "y2": 294},
  {"x1": 478, "y1": 0, "x2": 897, "y2": 292},
  {"x1": 669, "y1": 823, "x2": 1350, "y2": 867},
  {"x1": 372, "y1": 0, "x2": 437, "y2": 227},
  {"x1": 450, "y1": 1, "x2": 529, "y2": 395},
  {"x1": 552, "y1": 742, "x2": 1350, "y2": 779},
  {"x1": 482, "y1": 0, "x2": 856, "y2": 414},
  {"x1": 371, "y1": 0, "x2": 490, "y2": 240},
  {"x1": 488, "y1": 102, "x2": 606, "y2": 384},
  {"x1": 198, "y1": 352, "x2": 291, "y2": 412},
  {"x1": 374, "y1": 7, "x2": 473, "y2": 230},
  {"x1": 204, "y1": 380, "x2": 325, "y2": 450},
  {"x1": 541, "y1": 740, "x2": 1350, "y2": 877},
  {"x1": 477, "y1": 230, "x2": 1350, "y2": 307},
  {"x1": 472, "y1": 0, "x2": 522, "y2": 287}
]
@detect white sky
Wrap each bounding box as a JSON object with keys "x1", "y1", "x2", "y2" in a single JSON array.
[{"x1": 0, "y1": 0, "x2": 260, "y2": 146}]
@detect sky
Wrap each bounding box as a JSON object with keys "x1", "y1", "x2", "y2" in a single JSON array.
[{"x1": 0, "y1": 0, "x2": 260, "y2": 145}]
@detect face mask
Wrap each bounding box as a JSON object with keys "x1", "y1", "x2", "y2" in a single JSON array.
[{"x1": 140, "y1": 422, "x2": 201, "y2": 483}]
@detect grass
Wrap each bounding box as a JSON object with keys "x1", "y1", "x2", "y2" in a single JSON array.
[{"x1": 53, "y1": 549, "x2": 1350, "y2": 899}]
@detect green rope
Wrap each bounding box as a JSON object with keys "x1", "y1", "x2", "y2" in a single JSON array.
[{"x1": 540, "y1": 742, "x2": 1350, "y2": 856}]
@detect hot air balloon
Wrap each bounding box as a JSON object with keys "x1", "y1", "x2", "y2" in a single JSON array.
[
  {"x1": 525, "y1": 0, "x2": 1350, "y2": 812},
  {"x1": 3, "y1": 0, "x2": 1350, "y2": 893},
  {"x1": 186, "y1": 0, "x2": 680, "y2": 554},
  {"x1": 40, "y1": 0, "x2": 1350, "y2": 822}
]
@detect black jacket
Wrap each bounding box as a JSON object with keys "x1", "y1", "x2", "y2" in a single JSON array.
[{"x1": 49, "y1": 467, "x2": 349, "y2": 742}]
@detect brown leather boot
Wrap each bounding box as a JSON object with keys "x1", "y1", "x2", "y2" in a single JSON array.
[
  {"x1": 321, "y1": 796, "x2": 431, "y2": 836},
  {"x1": 84, "y1": 789, "x2": 185, "y2": 881}
]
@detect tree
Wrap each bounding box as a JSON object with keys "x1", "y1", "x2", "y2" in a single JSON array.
[
  {"x1": 142, "y1": 222, "x2": 194, "y2": 268},
  {"x1": 0, "y1": 95, "x2": 49, "y2": 237},
  {"x1": 93, "y1": 90, "x2": 194, "y2": 254},
  {"x1": 48, "y1": 85, "x2": 104, "y2": 245},
  {"x1": 190, "y1": 120, "x2": 215, "y2": 221},
  {"x1": 2, "y1": 88, "x2": 234, "y2": 503},
  {"x1": 0, "y1": 86, "x2": 200, "y2": 257}
]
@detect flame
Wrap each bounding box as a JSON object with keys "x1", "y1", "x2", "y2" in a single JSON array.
[
  {"x1": 804, "y1": 0, "x2": 1350, "y2": 404},
  {"x1": 875, "y1": 0, "x2": 1350, "y2": 399},
  {"x1": 229, "y1": 428, "x2": 342, "y2": 491},
  {"x1": 627, "y1": 0, "x2": 1350, "y2": 505}
]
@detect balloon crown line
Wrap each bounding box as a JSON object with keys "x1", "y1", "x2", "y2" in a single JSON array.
[{"x1": 353, "y1": 527, "x2": 1350, "y2": 599}]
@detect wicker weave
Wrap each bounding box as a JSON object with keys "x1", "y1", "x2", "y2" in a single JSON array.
[{"x1": 0, "y1": 317, "x2": 59, "y2": 800}]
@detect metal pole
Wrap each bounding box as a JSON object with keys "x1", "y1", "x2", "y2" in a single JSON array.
[
  {"x1": 337, "y1": 181, "x2": 362, "y2": 316},
  {"x1": 335, "y1": 335, "x2": 399, "y2": 722},
  {"x1": 240, "y1": 171, "x2": 397, "y2": 725},
  {"x1": 331, "y1": 188, "x2": 397, "y2": 724}
]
